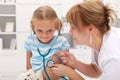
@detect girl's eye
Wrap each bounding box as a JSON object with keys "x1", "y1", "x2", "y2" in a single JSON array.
[
  {"x1": 38, "y1": 30, "x2": 42, "y2": 32},
  {"x1": 48, "y1": 30, "x2": 52, "y2": 32}
]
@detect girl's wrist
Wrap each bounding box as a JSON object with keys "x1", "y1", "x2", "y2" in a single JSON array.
[{"x1": 26, "y1": 65, "x2": 32, "y2": 70}]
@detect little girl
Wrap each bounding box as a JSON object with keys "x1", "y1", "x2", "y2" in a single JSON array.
[{"x1": 24, "y1": 6, "x2": 70, "y2": 80}]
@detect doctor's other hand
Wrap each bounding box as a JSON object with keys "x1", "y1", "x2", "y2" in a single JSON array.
[
  {"x1": 51, "y1": 64, "x2": 74, "y2": 77},
  {"x1": 56, "y1": 51, "x2": 77, "y2": 69}
]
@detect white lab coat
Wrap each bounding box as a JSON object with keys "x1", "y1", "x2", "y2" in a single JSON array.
[{"x1": 92, "y1": 27, "x2": 120, "y2": 80}]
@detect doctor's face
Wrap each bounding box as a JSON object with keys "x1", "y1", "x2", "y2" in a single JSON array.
[
  {"x1": 69, "y1": 24, "x2": 90, "y2": 45},
  {"x1": 33, "y1": 19, "x2": 56, "y2": 44}
]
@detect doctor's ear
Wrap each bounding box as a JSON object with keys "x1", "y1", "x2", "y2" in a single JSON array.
[{"x1": 89, "y1": 24, "x2": 94, "y2": 31}]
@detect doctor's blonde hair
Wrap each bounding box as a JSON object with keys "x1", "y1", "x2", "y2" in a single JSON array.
[
  {"x1": 31, "y1": 6, "x2": 62, "y2": 34},
  {"x1": 66, "y1": 0, "x2": 117, "y2": 34}
]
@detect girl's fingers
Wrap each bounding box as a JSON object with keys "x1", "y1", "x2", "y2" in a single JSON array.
[{"x1": 64, "y1": 51, "x2": 72, "y2": 57}]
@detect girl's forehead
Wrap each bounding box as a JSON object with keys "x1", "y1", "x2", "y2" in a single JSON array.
[
  {"x1": 34, "y1": 18, "x2": 55, "y2": 22},
  {"x1": 35, "y1": 19, "x2": 54, "y2": 24},
  {"x1": 34, "y1": 22, "x2": 55, "y2": 31},
  {"x1": 34, "y1": 19, "x2": 55, "y2": 27}
]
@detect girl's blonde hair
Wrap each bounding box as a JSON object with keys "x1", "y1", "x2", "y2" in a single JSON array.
[
  {"x1": 66, "y1": 0, "x2": 117, "y2": 34},
  {"x1": 31, "y1": 6, "x2": 62, "y2": 34}
]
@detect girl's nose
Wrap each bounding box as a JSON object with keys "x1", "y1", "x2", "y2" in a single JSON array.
[{"x1": 42, "y1": 32, "x2": 48, "y2": 37}]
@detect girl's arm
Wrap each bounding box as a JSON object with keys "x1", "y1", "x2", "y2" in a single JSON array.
[{"x1": 26, "y1": 51, "x2": 32, "y2": 70}]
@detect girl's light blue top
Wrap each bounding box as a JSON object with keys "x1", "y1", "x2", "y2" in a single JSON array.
[{"x1": 24, "y1": 34, "x2": 70, "y2": 73}]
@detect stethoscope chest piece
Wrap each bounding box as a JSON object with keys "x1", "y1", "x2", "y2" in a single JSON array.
[{"x1": 47, "y1": 60, "x2": 55, "y2": 68}]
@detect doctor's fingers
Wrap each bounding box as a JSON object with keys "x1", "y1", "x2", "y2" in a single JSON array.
[
  {"x1": 51, "y1": 64, "x2": 70, "y2": 76},
  {"x1": 61, "y1": 51, "x2": 75, "y2": 59},
  {"x1": 51, "y1": 64, "x2": 64, "y2": 75},
  {"x1": 61, "y1": 57, "x2": 68, "y2": 63},
  {"x1": 58, "y1": 53, "x2": 75, "y2": 64},
  {"x1": 60, "y1": 52, "x2": 76, "y2": 62},
  {"x1": 64, "y1": 51, "x2": 77, "y2": 61},
  {"x1": 51, "y1": 64, "x2": 62, "y2": 68},
  {"x1": 55, "y1": 51, "x2": 69, "y2": 57}
]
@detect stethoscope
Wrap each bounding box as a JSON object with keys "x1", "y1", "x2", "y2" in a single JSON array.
[
  {"x1": 37, "y1": 46, "x2": 68, "y2": 80},
  {"x1": 31, "y1": 30, "x2": 67, "y2": 80},
  {"x1": 37, "y1": 47, "x2": 52, "y2": 80}
]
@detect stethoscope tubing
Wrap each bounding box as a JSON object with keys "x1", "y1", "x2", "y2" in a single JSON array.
[
  {"x1": 37, "y1": 48, "x2": 51, "y2": 80},
  {"x1": 37, "y1": 48, "x2": 68, "y2": 80}
]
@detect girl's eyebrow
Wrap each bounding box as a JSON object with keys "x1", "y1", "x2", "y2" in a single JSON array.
[{"x1": 37, "y1": 29, "x2": 53, "y2": 31}]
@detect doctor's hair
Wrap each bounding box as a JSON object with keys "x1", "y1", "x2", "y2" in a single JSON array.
[
  {"x1": 66, "y1": 0, "x2": 117, "y2": 34},
  {"x1": 30, "y1": 6, "x2": 62, "y2": 34}
]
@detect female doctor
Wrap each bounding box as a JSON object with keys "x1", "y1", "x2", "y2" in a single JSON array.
[{"x1": 51, "y1": 0, "x2": 120, "y2": 80}]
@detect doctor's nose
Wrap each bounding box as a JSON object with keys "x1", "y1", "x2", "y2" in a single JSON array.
[{"x1": 69, "y1": 28, "x2": 72, "y2": 34}]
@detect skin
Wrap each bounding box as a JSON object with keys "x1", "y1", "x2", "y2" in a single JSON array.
[
  {"x1": 32, "y1": 19, "x2": 56, "y2": 44},
  {"x1": 51, "y1": 24, "x2": 102, "y2": 80}
]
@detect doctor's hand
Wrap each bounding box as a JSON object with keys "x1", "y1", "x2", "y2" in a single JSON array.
[
  {"x1": 56, "y1": 51, "x2": 77, "y2": 69},
  {"x1": 51, "y1": 64, "x2": 74, "y2": 77}
]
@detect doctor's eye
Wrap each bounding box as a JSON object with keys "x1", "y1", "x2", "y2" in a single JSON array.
[
  {"x1": 70, "y1": 25, "x2": 75, "y2": 30},
  {"x1": 72, "y1": 26, "x2": 75, "y2": 29}
]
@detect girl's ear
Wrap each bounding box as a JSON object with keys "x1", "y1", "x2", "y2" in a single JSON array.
[
  {"x1": 31, "y1": 21, "x2": 35, "y2": 34},
  {"x1": 55, "y1": 19, "x2": 62, "y2": 35},
  {"x1": 31, "y1": 21, "x2": 34, "y2": 30},
  {"x1": 31, "y1": 25, "x2": 34, "y2": 31}
]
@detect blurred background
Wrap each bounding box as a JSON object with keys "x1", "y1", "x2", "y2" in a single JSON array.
[{"x1": 0, "y1": 0, "x2": 120, "y2": 80}]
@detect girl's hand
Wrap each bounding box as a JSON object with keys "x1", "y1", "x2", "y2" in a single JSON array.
[{"x1": 51, "y1": 64, "x2": 74, "y2": 77}]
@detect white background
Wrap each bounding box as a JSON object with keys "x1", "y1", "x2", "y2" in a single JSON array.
[{"x1": 0, "y1": 0, "x2": 120, "y2": 80}]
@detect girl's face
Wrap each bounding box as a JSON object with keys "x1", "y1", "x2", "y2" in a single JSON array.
[
  {"x1": 69, "y1": 24, "x2": 90, "y2": 45},
  {"x1": 33, "y1": 19, "x2": 56, "y2": 44}
]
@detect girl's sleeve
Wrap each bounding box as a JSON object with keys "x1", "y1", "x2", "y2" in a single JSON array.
[
  {"x1": 62, "y1": 37, "x2": 70, "y2": 51},
  {"x1": 24, "y1": 36, "x2": 32, "y2": 52}
]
